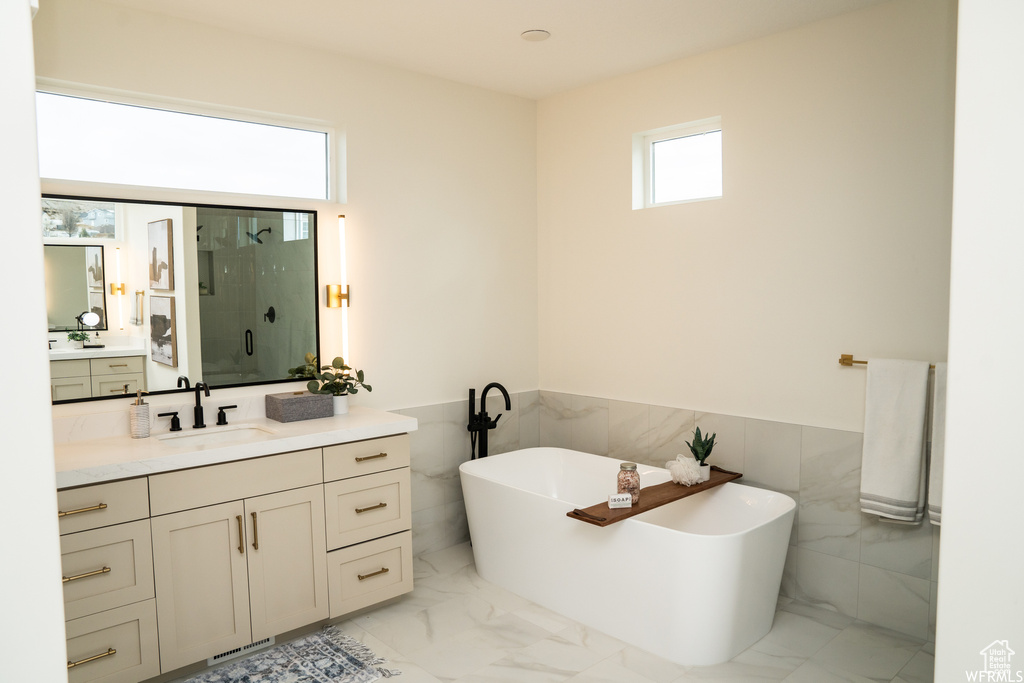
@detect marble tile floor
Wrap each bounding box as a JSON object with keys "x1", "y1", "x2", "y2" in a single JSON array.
[{"x1": 333, "y1": 542, "x2": 935, "y2": 683}]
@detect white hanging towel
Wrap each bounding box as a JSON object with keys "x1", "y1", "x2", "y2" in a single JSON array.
[
  {"x1": 928, "y1": 362, "x2": 947, "y2": 525},
  {"x1": 859, "y1": 359, "x2": 930, "y2": 523}
]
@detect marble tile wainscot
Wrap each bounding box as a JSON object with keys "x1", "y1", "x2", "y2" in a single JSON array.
[{"x1": 401, "y1": 390, "x2": 938, "y2": 645}]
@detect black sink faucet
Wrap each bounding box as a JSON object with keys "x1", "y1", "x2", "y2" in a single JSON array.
[
  {"x1": 467, "y1": 382, "x2": 511, "y2": 459},
  {"x1": 193, "y1": 382, "x2": 211, "y2": 428},
  {"x1": 177, "y1": 375, "x2": 191, "y2": 389}
]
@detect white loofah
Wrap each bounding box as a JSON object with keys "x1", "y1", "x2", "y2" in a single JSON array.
[{"x1": 666, "y1": 454, "x2": 702, "y2": 486}]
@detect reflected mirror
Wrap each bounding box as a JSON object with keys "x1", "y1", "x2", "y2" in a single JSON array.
[
  {"x1": 44, "y1": 244, "x2": 108, "y2": 331},
  {"x1": 44, "y1": 195, "x2": 320, "y2": 403}
]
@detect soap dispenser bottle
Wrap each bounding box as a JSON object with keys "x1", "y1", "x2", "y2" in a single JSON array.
[{"x1": 130, "y1": 390, "x2": 150, "y2": 439}]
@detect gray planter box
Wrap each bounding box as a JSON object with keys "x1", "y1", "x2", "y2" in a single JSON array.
[{"x1": 265, "y1": 391, "x2": 333, "y2": 423}]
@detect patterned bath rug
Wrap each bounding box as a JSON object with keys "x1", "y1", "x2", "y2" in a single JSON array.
[{"x1": 183, "y1": 626, "x2": 400, "y2": 683}]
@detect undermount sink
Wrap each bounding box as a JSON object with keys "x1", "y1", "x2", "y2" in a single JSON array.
[{"x1": 156, "y1": 423, "x2": 277, "y2": 447}]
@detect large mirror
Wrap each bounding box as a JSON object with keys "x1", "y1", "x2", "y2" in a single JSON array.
[{"x1": 44, "y1": 195, "x2": 320, "y2": 403}]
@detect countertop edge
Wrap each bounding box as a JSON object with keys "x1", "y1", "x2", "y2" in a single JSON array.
[{"x1": 54, "y1": 408, "x2": 418, "y2": 489}]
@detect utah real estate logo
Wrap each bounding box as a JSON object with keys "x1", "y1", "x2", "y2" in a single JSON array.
[{"x1": 967, "y1": 641, "x2": 1023, "y2": 682}]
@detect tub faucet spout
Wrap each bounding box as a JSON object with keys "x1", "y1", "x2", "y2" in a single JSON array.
[{"x1": 467, "y1": 382, "x2": 511, "y2": 459}]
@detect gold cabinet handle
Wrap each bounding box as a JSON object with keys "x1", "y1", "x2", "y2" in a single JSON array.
[
  {"x1": 63, "y1": 566, "x2": 111, "y2": 584},
  {"x1": 357, "y1": 567, "x2": 390, "y2": 581},
  {"x1": 108, "y1": 363, "x2": 128, "y2": 368},
  {"x1": 68, "y1": 648, "x2": 116, "y2": 669},
  {"x1": 355, "y1": 502, "x2": 387, "y2": 514},
  {"x1": 236, "y1": 515, "x2": 244, "y2": 554},
  {"x1": 58, "y1": 503, "x2": 107, "y2": 518},
  {"x1": 251, "y1": 511, "x2": 259, "y2": 550},
  {"x1": 355, "y1": 452, "x2": 388, "y2": 463}
]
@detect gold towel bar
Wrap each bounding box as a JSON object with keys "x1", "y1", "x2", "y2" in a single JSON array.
[{"x1": 839, "y1": 354, "x2": 935, "y2": 370}]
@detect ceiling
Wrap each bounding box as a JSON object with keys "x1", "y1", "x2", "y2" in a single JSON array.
[{"x1": 100, "y1": 0, "x2": 893, "y2": 100}]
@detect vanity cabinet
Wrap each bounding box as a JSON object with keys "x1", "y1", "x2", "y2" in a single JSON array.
[
  {"x1": 58, "y1": 478, "x2": 160, "y2": 683},
  {"x1": 149, "y1": 450, "x2": 329, "y2": 673},
  {"x1": 51, "y1": 356, "x2": 146, "y2": 401},
  {"x1": 50, "y1": 359, "x2": 91, "y2": 401},
  {"x1": 57, "y1": 431, "x2": 412, "y2": 682},
  {"x1": 323, "y1": 434, "x2": 413, "y2": 619}
]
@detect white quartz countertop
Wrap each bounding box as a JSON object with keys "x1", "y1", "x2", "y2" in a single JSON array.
[
  {"x1": 54, "y1": 406, "x2": 417, "y2": 489},
  {"x1": 49, "y1": 345, "x2": 147, "y2": 361}
]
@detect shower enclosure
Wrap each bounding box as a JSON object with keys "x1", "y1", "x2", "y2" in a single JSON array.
[{"x1": 195, "y1": 206, "x2": 317, "y2": 386}]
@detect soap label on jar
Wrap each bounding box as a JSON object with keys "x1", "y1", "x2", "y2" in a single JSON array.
[{"x1": 608, "y1": 493, "x2": 633, "y2": 508}]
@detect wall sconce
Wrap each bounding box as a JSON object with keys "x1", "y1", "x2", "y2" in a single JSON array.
[
  {"x1": 326, "y1": 284, "x2": 350, "y2": 308},
  {"x1": 110, "y1": 283, "x2": 126, "y2": 295}
]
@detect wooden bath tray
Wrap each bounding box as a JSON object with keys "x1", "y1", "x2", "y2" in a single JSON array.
[{"x1": 567, "y1": 466, "x2": 743, "y2": 527}]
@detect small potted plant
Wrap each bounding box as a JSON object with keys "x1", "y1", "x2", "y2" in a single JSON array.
[
  {"x1": 67, "y1": 330, "x2": 90, "y2": 349},
  {"x1": 306, "y1": 356, "x2": 371, "y2": 415},
  {"x1": 686, "y1": 427, "x2": 717, "y2": 482},
  {"x1": 287, "y1": 352, "x2": 319, "y2": 379}
]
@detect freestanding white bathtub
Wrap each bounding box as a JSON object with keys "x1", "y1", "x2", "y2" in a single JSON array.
[{"x1": 459, "y1": 447, "x2": 796, "y2": 666}]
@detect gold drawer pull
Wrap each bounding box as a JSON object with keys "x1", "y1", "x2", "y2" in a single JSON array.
[
  {"x1": 355, "y1": 452, "x2": 388, "y2": 462},
  {"x1": 63, "y1": 566, "x2": 111, "y2": 584},
  {"x1": 357, "y1": 567, "x2": 390, "y2": 581},
  {"x1": 58, "y1": 503, "x2": 107, "y2": 518},
  {"x1": 68, "y1": 648, "x2": 116, "y2": 669},
  {"x1": 236, "y1": 515, "x2": 244, "y2": 554},
  {"x1": 251, "y1": 511, "x2": 259, "y2": 550},
  {"x1": 108, "y1": 363, "x2": 128, "y2": 368},
  {"x1": 355, "y1": 502, "x2": 387, "y2": 514}
]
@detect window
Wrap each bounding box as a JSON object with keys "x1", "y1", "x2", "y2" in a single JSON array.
[
  {"x1": 633, "y1": 117, "x2": 722, "y2": 209},
  {"x1": 36, "y1": 92, "x2": 330, "y2": 200}
]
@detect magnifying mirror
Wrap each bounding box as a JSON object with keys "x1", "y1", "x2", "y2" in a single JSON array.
[{"x1": 76, "y1": 311, "x2": 101, "y2": 329}]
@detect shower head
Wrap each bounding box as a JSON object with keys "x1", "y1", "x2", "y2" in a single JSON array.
[{"x1": 246, "y1": 227, "x2": 272, "y2": 244}]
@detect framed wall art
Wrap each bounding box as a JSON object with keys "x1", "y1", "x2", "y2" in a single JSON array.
[
  {"x1": 148, "y1": 218, "x2": 174, "y2": 290},
  {"x1": 150, "y1": 295, "x2": 177, "y2": 367}
]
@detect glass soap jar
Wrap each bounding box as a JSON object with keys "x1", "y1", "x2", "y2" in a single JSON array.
[{"x1": 617, "y1": 462, "x2": 641, "y2": 505}]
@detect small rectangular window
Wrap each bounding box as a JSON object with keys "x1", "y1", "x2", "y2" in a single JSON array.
[
  {"x1": 36, "y1": 92, "x2": 329, "y2": 200},
  {"x1": 633, "y1": 117, "x2": 722, "y2": 209}
]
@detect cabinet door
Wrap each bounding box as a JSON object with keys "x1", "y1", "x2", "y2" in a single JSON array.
[
  {"x1": 245, "y1": 485, "x2": 328, "y2": 641},
  {"x1": 151, "y1": 501, "x2": 251, "y2": 673}
]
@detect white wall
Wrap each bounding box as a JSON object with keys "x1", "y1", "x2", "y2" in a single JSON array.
[
  {"x1": 0, "y1": 0, "x2": 69, "y2": 679},
  {"x1": 935, "y1": 0, "x2": 1024, "y2": 678},
  {"x1": 537, "y1": 0, "x2": 956, "y2": 432},
  {"x1": 33, "y1": 0, "x2": 539, "y2": 411}
]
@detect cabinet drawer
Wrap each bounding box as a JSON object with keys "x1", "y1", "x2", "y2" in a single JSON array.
[
  {"x1": 324, "y1": 434, "x2": 410, "y2": 481},
  {"x1": 61, "y1": 520, "x2": 155, "y2": 620},
  {"x1": 90, "y1": 356, "x2": 145, "y2": 376},
  {"x1": 65, "y1": 599, "x2": 160, "y2": 683},
  {"x1": 91, "y1": 373, "x2": 144, "y2": 398},
  {"x1": 324, "y1": 468, "x2": 411, "y2": 550},
  {"x1": 53, "y1": 376, "x2": 92, "y2": 401},
  {"x1": 58, "y1": 479, "x2": 150, "y2": 535},
  {"x1": 149, "y1": 449, "x2": 322, "y2": 515},
  {"x1": 51, "y1": 359, "x2": 91, "y2": 379},
  {"x1": 328, "y1": 531, "x2": 413, "y2": 618}
]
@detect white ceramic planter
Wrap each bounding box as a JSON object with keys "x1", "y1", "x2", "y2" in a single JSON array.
[
  {"x1": 699, "y1": 464, "x2": 711, "y2": 482},
  {"x1": 332, "y1": 394, "x2": 349, "y2": 415}
]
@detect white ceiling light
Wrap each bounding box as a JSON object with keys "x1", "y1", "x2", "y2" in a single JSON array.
[{"x1": 520, "y1": 29, "x2": 551, "y2": 42}]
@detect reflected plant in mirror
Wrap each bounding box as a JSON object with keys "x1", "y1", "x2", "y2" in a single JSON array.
[{"x1": 43, "y1": 195, "x2": 320, "y2": 404}]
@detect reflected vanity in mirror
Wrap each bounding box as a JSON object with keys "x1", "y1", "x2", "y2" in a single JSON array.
[{"x1": 43, "y1": 195, "x2": 320, "y2": 403}]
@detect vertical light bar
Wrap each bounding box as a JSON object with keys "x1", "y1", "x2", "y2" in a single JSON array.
[
  {"x1": 339, "y1": 215, "x2": 349, "y2": 361},
  {"x1": 115, "y1": 247, "x2": 124, "y2": 330}
]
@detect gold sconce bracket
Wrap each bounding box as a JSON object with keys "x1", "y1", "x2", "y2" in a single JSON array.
[
  {"x1": 327, "y1": 284, "x2": 350, "y2": 308},
  {"x1": 110, "y1": 283, "x2": 126, "y2": 295}
]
